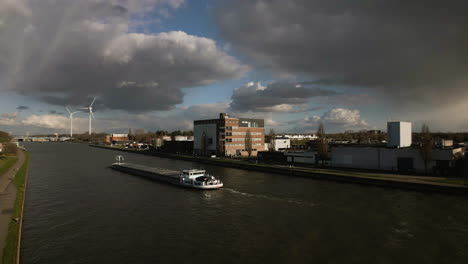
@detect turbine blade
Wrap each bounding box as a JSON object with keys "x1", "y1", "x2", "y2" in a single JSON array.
[
  {"x1": 65, "y1": 107, "x2": 71, "y2": 114},
  {"x1": 90, "y1": 110, "x2": 95, "y2": 119},
  {"x1": 90, "y1": 97, "x2": 97, "y2": 107}
]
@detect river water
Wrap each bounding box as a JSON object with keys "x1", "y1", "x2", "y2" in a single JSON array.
[{"x1": 20, "y1": 143, "x2": 468, "y2": 263}]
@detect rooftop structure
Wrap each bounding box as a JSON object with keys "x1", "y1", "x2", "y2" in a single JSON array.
[
  {"x1": 387, "y1": 121, "x2": 412, "y2": 148},
  {"x1": 281, "y1": 134, "x2": 318, "y2": 140}
]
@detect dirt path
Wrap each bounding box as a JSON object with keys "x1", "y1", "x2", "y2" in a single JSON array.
[{"x1": 0, "y1": 150, "x2": 26, "y2": 262}]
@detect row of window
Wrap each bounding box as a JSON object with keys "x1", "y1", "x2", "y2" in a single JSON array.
[
  {"x1": 224, "y1": 138, "x2": 262, "y2": 142},
  {"x1": 241, "y1": 121, "x2": 259, "y2": 128},
  {"x1": 231, "y1": 138, "x2": 262, "y2": 142},
  {"x1": 231, "y1": 132, "x2": 263, "y2": 136},
  {"x1": 225, "y1": 143, "x2": 263, "y2": 147}
]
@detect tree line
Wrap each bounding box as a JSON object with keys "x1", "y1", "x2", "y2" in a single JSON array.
[{"x1": 0, "y1": 130, "x2": 17, "y2": 155}]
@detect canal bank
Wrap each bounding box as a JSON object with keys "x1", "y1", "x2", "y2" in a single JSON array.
[
  {"x1": 90, "y1": 144, "x2": 468, "y2": 195},
  {"x1": 0, "y1": 150, "x2": 29, "y2": 264}
]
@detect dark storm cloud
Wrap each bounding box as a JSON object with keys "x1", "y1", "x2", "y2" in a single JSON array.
[
  {"x1": 16, "y1": 106, "x2": 29, "y2": 110},
  {"x1": 216, "y1": 0, "x2": 468, "y2": 105},
  {"x1": 0, "y1": 0, "x2": 247, "y2": 112},
  {"x1": 230, "y1": 82, "x2": 337, "y2": 112}
]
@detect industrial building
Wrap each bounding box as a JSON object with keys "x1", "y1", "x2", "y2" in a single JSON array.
[
  {"x1": 331, "y1": 121, "x2": 464, "y2": 174},
  {"x1": 284, "y1": 151, "x2": 317, "y2": 164},
  {"x1": 331, "y1": 146, "x2": 463, "y2": 173},
  {"x1": 194, "y1": 113, "x2": 265, "y2": 157},
  {"x1": 387, "y1": 121, "x2": 412, "y2": 148},
  {"x1": 266, "y1": 137, "x2": 291, "y2": 151},
  {"x1": 106, "y1": 133, "x2": 129, "y2": 145}
]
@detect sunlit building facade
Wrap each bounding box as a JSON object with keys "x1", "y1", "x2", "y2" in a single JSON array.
[{"x1": 194, "y1": 113, "x2": 265, "y2": 157}]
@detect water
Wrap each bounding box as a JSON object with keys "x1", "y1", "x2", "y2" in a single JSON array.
[{"x1": 21, "y1": 143, "x2": 468, "y2": 263}]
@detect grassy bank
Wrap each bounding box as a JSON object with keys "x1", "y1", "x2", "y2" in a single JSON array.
[
  {"x1": 0, "y1": 156, "x2": 18, "y2": 177},
  {"x1": 2, "y1": 151, "x2": 29, "y2": 264}
]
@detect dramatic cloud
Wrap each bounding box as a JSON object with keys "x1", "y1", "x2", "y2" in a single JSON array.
[
  {"x1": 230, "y1": 82, "x2": 336, "y2": 112},
  {"x1": 0, "y1": 0, "x2": 247, "y2": 112},
  {"x1": 16, "y1": 106, "x2": 29, "y2": 110},
  {"x1": 288, "y1": 108, "x2": 369, "y2": 132},
  {"x1": 216, "y1": 0, "x2": 468, "y2": 105}
]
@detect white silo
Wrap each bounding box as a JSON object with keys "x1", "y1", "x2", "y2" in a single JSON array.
[{"x1": 387, "y1": 121, "x2": 412, "y2": 148}]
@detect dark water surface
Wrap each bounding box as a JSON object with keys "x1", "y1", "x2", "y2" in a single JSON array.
[{"x1": 21, "y1": 143, "x2": 468, "y2": 263}]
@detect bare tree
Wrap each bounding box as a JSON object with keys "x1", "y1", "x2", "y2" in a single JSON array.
[
  {"x1": 2, "y1": 142, "x2": 18, "y2": 155},
  {"x1": 245, "y1": 129, "x2": 253, "y2": 157},
  {"x1": 420, "y1": 123, "x2": 433, "y2": 175},
  {"x1": 268, "y1": 129, "x2": 276, "y2": 151},
  {"x1": 317, "y1": 122, "x2": 325, "y2": 138},
  {"x1": 0, "y1": 131, "x2": 12, "y2": 143},
  {"x1": 316, "y1": 122, "x2": 328, "y2": 165}
]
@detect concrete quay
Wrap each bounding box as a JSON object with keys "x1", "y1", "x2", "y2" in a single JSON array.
[{"x1": 90, "y1": 144, "x2": 468, "y2": 196}]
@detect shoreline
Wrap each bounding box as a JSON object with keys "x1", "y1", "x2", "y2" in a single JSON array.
[
  {"x1": 1, "y1": 150, "x2": 30, "y2": 264},
  {"x1": 90, "y1": 144, "x2": 468, "y2": 196}
]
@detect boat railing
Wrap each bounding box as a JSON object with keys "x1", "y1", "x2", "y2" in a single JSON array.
[{"x1": 180, "y1": 177, "x2": 222, "y2": 186}]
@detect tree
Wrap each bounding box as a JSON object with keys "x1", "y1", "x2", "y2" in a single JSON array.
[
  {"x1": 420, "y1": 123, "x2": 433, "y2": 175},
  {"x1": 316, "y1": 122, "x2": 328, "y2": 165},
  {"x1": 0, "y1": 131, "x2": 12, "y2": 143},
  {"x1": 2, "y1": 142, "x2": 18, "y2": 155},
  {"x1": 268, "y1": 129, "x2": 276, "y2": 151},
  {"x1": 201, "y1": 132, "x2": 207, "y2": 155},
  {"x1": 317, "y1": 122, "x2": 325, "y2": 138},
  {"x1": 245, "y1": 129, "x2": 253, "y2": 157}
]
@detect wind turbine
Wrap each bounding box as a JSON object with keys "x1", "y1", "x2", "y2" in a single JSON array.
[
  {"x1": 80, "y1": 97, "x2": 96, "y2": 135},
  {"x1": 65, "y1": 107, "x2": 81, "y2": 138}
]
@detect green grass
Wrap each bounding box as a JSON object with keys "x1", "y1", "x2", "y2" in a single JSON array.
[
  {"x1": 426, "y1": 178, "x2": 468, "y2": 186},
  {"x1": 0, "y1": 156, "x2": 18, "y2": 177},
  {"x1": 2, "y1": 151, "x2": 29, "y2": 264}
]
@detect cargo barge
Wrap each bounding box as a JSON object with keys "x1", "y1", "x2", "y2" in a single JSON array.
[{"x1": 110, "y1": 159, "x2": 223, "y2": 190}]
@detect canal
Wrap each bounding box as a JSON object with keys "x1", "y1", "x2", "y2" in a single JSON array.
[{"x1": 21, "y1": 143, "x2": 468, "y2": 263}]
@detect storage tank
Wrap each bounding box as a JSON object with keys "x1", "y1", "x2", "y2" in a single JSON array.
[{"x1": 387, "y1": 121, "x2": 412, "y2": 148}]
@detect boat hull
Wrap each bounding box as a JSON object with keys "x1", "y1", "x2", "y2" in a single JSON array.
[{"x1": 110, "y1": 163, "x2": 223, "y2": 190}]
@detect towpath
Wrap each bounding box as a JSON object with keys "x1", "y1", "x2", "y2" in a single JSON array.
[{"x1": 0, "y1": 150, "x2": 25, "y2": 262}]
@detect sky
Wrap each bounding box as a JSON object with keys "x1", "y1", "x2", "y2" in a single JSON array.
[{"x1": 1, "y1": 0, "x2": 468, "y2": 135}]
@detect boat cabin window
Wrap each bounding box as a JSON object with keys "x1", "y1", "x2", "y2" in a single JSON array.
[{"x1": 183, "y1": 171, "x2": 205, "y2": 177}]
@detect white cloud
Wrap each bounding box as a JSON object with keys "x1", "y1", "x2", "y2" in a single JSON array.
[
  {"x1": 322, "y1": 108, "x2": 369, "y2": 127},
  {"x1": 22, "y1": 114, "x2": 70, "y2": 130},
  {"x1": 289, "y1": 108, "x2": 370, "y2": 132},
  {"x1": 0, "y1": 112, "x2": 20, "y2": 126}
]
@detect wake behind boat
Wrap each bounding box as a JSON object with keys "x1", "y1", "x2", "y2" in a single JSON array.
[{"x1": 110, "y1": 156, "x2": 223, "y2": 190}]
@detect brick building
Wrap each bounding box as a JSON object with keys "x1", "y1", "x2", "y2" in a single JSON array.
[
  {"x1": 194, "y1": 113, "x2": 265, "y2": 157},
  {"x1": 106, "y1": 133, "x2": 130, "y2": 145}
]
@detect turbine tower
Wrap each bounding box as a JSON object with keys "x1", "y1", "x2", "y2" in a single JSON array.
[
  {"x1": 65, "y1": 107, "x2": 81, "y2": 138},
  {"x1": 80, "y1": 97, "x2": 96, "y2": 135}
]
